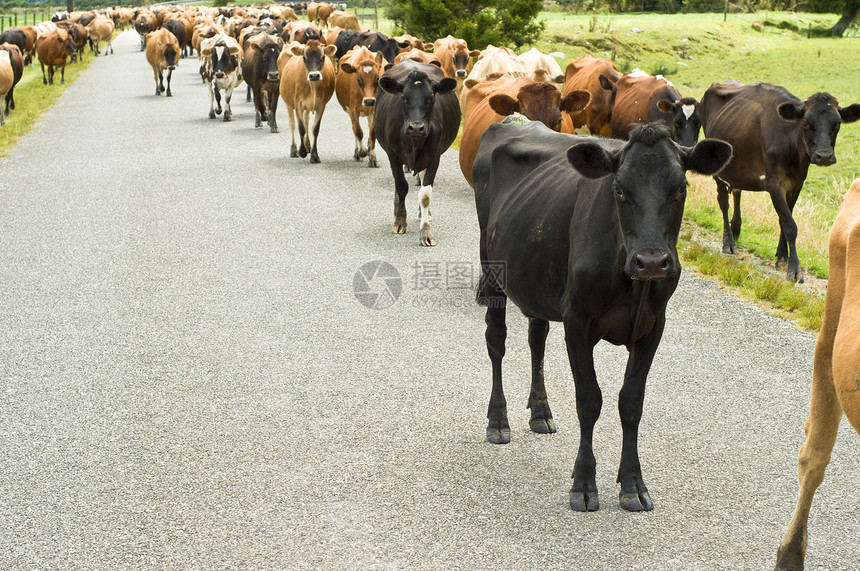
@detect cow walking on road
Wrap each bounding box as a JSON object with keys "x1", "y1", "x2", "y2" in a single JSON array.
[
  {"x1": 374, "y1": 59, "x2": 461, "y2": 247},
  {"x1": 145, "y1": 28, "x2": 180, "y2": 97},
  {"x1": 775, "y1": 178, "x2": 860, "y2": 570},
  {"x1": 200, "y1": 33, "x2": 243, "y2": 121},
  {"x1": 473, "y1": 122, "x2": 731, "y2": 511}
]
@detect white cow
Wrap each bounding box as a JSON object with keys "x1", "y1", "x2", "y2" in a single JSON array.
[
  {"x1": 200, "y1": 33, "x2": 243, "y2": 121},
  {"x1": 517, "y1": 47, "x2": 565, "y2": 84}
]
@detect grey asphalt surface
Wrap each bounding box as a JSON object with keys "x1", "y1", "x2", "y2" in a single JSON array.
[{"x1": 1, "y1": 30, "x2": 858, "y2": 570}]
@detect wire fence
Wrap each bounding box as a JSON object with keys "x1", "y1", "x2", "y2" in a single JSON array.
[{"x1": 0, "y1": 12, "x2": 55, "y2": 32}]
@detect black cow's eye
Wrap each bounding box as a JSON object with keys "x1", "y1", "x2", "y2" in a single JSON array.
[
  {"x1": 614, "y1": 184, "x2": 624, "y2": 200},
  {"x1": 426, "y1": 97, "x2": 432, "y2": 106}
]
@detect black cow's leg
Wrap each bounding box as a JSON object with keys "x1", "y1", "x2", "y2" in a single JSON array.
[
  {"x1": 41, "y1": 62, "x2": 47, "y2": 85},
  {"x1": 165, "y1": 68, "x2": 173, "y2": 97},
  {"x1": 297, "y1": 108, "x2": 308, "y2": 158},
  {"x1": 246, "y1": 84, "x2": 251, "y2": 103},
  {"x1": 484, "y1": 280, "x2": 509, "y2": 444},
  {"x1": 527, "y1": 318, "x2": 556, "y2": 434},
  {"x1": 268, "y1": 90, "x2": 279, "y2": 134},
  {"x1": 768, "y1": 184, "x2": 801, "y2": 282},
  {"x1": 388, "y1": 158, "x2": 409, "y2": 234},
  {"x1": 564, "y1": 314, "x2": 601, "y2": 511},
  {"x1": 214, "y1": 85, "x2": 222, "y2": 116},
  {"x1": 208, "y1": 81, "x2": 216, "y2": 118},
  {"x1": 616, "y1": 309, "x2": 664, "y2": 512},
  {"x1": 731, "y1": 189, "x2": 742, "y2": 239},
  {"x1": 59, "y1": 65, "x2": 65, "y2": 84},
  {"x1": 715, "y1": 177, "x2": 737, "y2": 255},
  {"x1": 223, "y1": 88, "x2": 232, "y2": 122},
  {"x1": 367, "y1": 113, "x2": 377, "y2": 168}
]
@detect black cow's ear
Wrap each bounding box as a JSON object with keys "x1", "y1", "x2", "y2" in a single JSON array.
[
  {"x1": 379, "y1": 76, "x2": 401, "y2": 93},
  {"x1": 566, "y1": 143, "x2": 616, "y2": 179},
  {"x1": 839, "y1": 103, "x2": 860, "y2": 124},
  {"x1": 682, "y1": 139, "x2": 732, "y2": 175},
  {"x1": 597, "y1": 73, "x2": 616, "y2": 93},
  {"x1": 429, "y1": 60, "x2": 442, "y2": 68},
  {"x1": 777, "y1": 101, "x2": 805, "y2": 121},
  {"x1": 435, "y1": 77, "x2": 457, "y2": 94}
]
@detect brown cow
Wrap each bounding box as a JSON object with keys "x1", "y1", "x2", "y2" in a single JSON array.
[
  {"x1": 279, "y1": 39, "x2": 336, "y2": 162},
  {"x1": 458, "y1": 49, "x2": 527, "y2": 115},
  {"x1": 306, "y1": 2, "x2": 320, "y2": 24},
  {"x1": 35, "y1": 29, "x2": 76, "y2": 85},
  {"x1": 134, "y1": 10, "x2": 158, "y2": 52},
  {"x1": 11, "y1": 26, "x2": 36, "y2": 65},
  {"x1": 145, "y1": 28, "x2": 180, "y2": 96},
  {"x1": 458, "y1": 75, "x2": 590, "y2": 187},
  {"x1": 775, "y1": 178, "x2": 860, "y2": 570},
  {"x1": 56, "y1": 21, "x2": 87, "y2": 63},
  {"x1": 392, "y1": 47, "x2": 439, "y2": 67},
  {"x1": 0, "y1": 43, "x2": 22, "y2": 117},
  {"x1": 393, "y1": 34, "x2": 425, "y2": 52},
  {"x1": 335, "y1": 46, "x2": 384, "y2": 166},
  {"x1": 432, "y1": 35, "x2": 480, "y2": 95},
  {"x1": 560, "y1": 54, "x2": 620, "y2": 136},
  {"x1": 86, "y1": 15, "x2": 114, "y2": 56},
  {"x1": 610, "y1": 69, "x2": 701, "y2": 146},
  {"x1": 315, "y1": 3, "x2": 334, "y2": 27}
]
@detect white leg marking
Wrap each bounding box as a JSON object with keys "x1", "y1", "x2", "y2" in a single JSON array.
[{"x1": 419, "y1": 185, "x2": 432, "y2": 228}]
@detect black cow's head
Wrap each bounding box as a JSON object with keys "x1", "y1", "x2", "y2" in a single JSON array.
[
  {"x1": 251, "y1": 34, "x2": 283, "y2": 82},
  {"x1": 657, "y1": 96, "x2": 701, "y2": 147},
  {"x1": 379, "y1": 69, "x2": 457, "y2": 140},
  {"x1": 567, "y1": 123, "x2": 732, "y2": 280},
  {"x1": 778, "y1": 93, "x2": 860, "y2": 167},
  {"x1": 381, "y1": 38, "x2": 411, "y2": 64}
]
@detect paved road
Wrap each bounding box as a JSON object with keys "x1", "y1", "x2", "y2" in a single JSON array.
[{"x1": 1, "y1": 30, "x2": 857, "y2": 570}]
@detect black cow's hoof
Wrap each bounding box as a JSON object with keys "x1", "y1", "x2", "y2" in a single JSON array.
[
  {"x1": 223, "y1": 114, "x2": 231, "y2": 122},
  {"x1": 722, "y1": 243, "x2": 737, "y2": 255},
  {"x1": 570, "y1": 489, "x2": 599, "y2": 512},
  {"x1": 310, "y1": 155, "x2": 320, "y2": 164},
  {"x1": 787, "y1": 269, "x2": 803, "y2": 283},
  {"x1": 774, "y1": 545, "x2": 804, "y2": 571},
  {"x1": 486, "y1": 425, "x2": 511, "y2": 445},
  {"x1": 368, "y1": 159, "x2": 377, "y2": 168},
  {"x1": 209, "y1": 111, "x2": 216, "y2": 119},
  {"x1": 392, "y1": 221, "x2": 407, "y2": 235},
  {"x1": 619, "y1": 490, "x2": 653, "y2": 512},
  {"x1": 270, "y1": 126, "x2": 278, "y2": 134},
  {"x1": 299, "y1": 147, "x2": 308, "y2": 158},
  {"x1": 529, "y1": 417, "x2": 557, "y2": 434}
]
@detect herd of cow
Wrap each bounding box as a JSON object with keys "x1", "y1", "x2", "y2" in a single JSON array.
[{"x1": 1, "y1": 3, "x2": 857, "y2": 569}]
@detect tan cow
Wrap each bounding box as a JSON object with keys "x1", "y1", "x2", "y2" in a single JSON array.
[
  {"x1": 35, "y1": 28, "x2": 76, "y2": 85},
  {"x1": 458, "y1": 74, "x2": 590, "y2": 187},
  {"x1": 517, "y1": 47, "x2": 565, "y2": 84},
  {"x1": 560, "y1": 54, "x2": 620, "y2": 136},
  {"x1": 392, "y1": 47, "x2": 439, "y2": 67},
  {"x1": 145, "y1": 27, "x2": 180, "y2": 96},
  {"x1": 775, "y1": 178, "x2": 860, "y2": 570},
  {"x1": 315, "y1": 3, "x2": 334, "y2": 27},
  {"x1": 335, "y1": 46, "x2": 384, "y2": 167},
  {"x1": 86, "y1": 15, "x2": 114, "y2": 56},
  {"x1": 432, "y1": 35, "x2": 480, "y2": 96},
  {"x1": 329, "y1": 10, "x2": 361, "y2": 32},
  {"x1": 279, "y1": 39, "x2": 336, "y2": 163}
]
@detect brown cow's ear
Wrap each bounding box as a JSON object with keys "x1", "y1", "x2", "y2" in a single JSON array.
[
  {"x1": 340, "y1": 61, "x2": 356, "y2": 74},
  {"x1": 598, "y1": 73, "x2": 616, "y2": 93},
  {"x1": 435, "y1": 76, "x2": 457, "y2": 94},
  {"x1": 656, "y1": 99, "x2": 676, "y2": 114},
  {"x1": 375, "y1": 51, "x2": 384, "y2": 66},
  {"x1": 681, "y1": 138, "x2": 733, "y2": 176},
  {"x1": 839, "y1": 103, "x2": 860, "y2": 124},
  {"x1": 201, "y1": 47, "x2": 212, "y2": 57},
  {"x1": 423, "y1": 42, "x2": 434, "y2": 51},
  {"x1": 777, "y1": 101, "x2": 805, "y2": 121},
  {"x1": 464, "y1": 78, "x2": 480, "y2": 89},
  {"x1": 229, "y1": 45, "x2": 240, "y2": 55},
  {"x1": 468, "y1": 49, "x2": 480, "y2": 57},
  {"x1": 489, "y1": 94, "x2": 519, "y2": 117},
  {"x1": 566, "y1": 143, "x2": 618, "y2": 179},
  {"x1": 560, "y1": 90, "x2": 590, "y2": 114},
  {"x1": 290, "y1": 44, "x2": 304, "y2": 56},
  {"x1": 551, "y1": 73, "x2": 565, "y2": 83},
  {"x1": 324, "y1": 44, "x2": 336, "y2": 57}
]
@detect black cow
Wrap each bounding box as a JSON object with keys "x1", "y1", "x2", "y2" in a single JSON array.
[
  {"x1": 373, "y1": 59, "x2": 460, "y2": 246},
  {"x1": 0, "y1": 29, "x2": 26, "y2": 59},
  {"x1": 335, "y1": 30, "x2": 408, "y2": 63},
  {"x1": 700, "y1": 81, "x2": 860, "y2": 282},
  {"x1": 473, "y1": 121, "x2": 731, "y2": 512},
  {"x1": 162, "y1": 19, "x2": 187, "y2": 58},
  {"x1": 241, "y1": 30, "x2": 284, "y2": 133}
]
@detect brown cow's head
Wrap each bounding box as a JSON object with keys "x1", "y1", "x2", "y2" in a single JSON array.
[
  {"x1": 291, "y1": 39, "x2": 334, "y2": 82},
  {"x1": 340, "y1": 48, "x2": 383, "y2": 107},
  {"x1": 448, "y1": 39, "x2": 480, "y2": 78},
  {"x1": 490, "y1": 83, "x2": 591, "y2": 132},
  {"x1": 778, "y1": 93, "x2": 860, "y2": 167}
]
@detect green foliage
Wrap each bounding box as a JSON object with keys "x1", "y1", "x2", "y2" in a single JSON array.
[{"x1": 386, "y1": 0, "x2": 545, "y2": 48}]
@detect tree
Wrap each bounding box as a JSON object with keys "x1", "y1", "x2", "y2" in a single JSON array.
[
  {"x1": 831, "y1": 0, "x2": 859, "y2": 36},
  {"x1": 386, "y1": 0, "x2": 545, "y2": 49}
]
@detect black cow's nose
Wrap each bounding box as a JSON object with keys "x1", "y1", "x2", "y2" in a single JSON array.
[
  {"x1": 407, "y1": 122, "x2": 426, "y2": 137},
  {"x1": 633, "y1": 252, "x2": 671, "y2": 279},
  {"x1": 215, "y1": 71, "x2": 225, "y2": 79},
  {"x1": 307, "y1": 71, "x2": 322, "y2": 82},
  {"x1": 362, "y1": 97, "x2": 376, "y2": 107},
  {"x1": 811, "y1": 150, "x2": 836, "y2": 166},
  {"x1": 267, "y1": 71, "x2": 279, "y2": 81}
]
